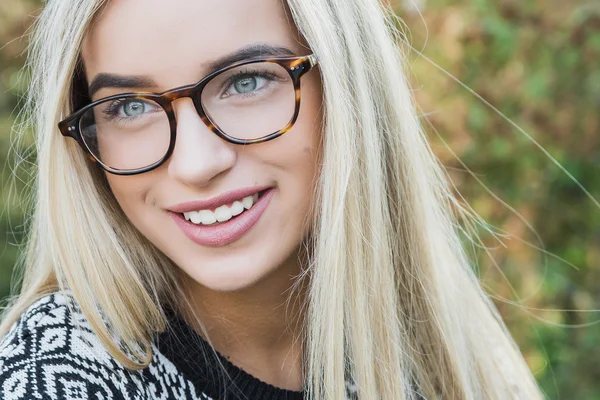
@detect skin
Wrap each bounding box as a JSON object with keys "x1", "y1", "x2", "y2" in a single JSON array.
[{"x1": 81, "y1": 0, "x2": 322, "y2": 390}]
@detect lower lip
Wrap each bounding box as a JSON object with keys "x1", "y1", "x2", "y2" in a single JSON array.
[{"x1": 170, "y1": 188, "x2": 275, "y2": 247}]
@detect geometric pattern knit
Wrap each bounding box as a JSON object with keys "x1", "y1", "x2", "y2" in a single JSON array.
[{"x1": 0, "y1": 292, "x2": 359, "y2": 400}]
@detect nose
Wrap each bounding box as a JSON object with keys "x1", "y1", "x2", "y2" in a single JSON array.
[{"x1": 167, "y1": 98, "x2": 237, "y2": 187}]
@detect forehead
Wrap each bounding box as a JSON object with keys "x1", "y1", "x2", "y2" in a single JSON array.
[{"x1": 81, "y1": 0, "x2": 303, "y2": 88}]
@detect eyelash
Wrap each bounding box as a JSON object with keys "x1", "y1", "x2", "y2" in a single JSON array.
[{"x1": 102, "y1": 98, "x2": 127, "y2": 117}]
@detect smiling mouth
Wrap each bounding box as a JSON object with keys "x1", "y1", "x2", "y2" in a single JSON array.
[
  {"x1": 171, "y1": 187, "x2": 275, "y2": 248},
  {"x1": 181, "y1": 190, "x2": 267, "y2": 226}
]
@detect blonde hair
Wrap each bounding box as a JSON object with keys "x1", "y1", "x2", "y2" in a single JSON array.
[{"x1": 1, "y1": 0, "x2": 544, "y2": 399}]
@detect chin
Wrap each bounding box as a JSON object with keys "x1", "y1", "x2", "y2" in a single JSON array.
[{"x1": 176, "y1": 252, "x2": 277, "y2": 293}]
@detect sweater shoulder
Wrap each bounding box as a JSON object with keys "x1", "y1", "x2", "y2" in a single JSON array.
[{"x1": 0, "y1": 292, "x2": 147, "y2": 400}]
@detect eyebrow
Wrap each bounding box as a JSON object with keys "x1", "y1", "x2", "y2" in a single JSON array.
[{"x1": 87, "y1": 44, "x2": 296, "y2": 97}]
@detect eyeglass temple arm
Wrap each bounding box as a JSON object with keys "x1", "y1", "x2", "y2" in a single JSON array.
[{"x1": 307, "y1": 54, "x2": 318, "y2": 68}]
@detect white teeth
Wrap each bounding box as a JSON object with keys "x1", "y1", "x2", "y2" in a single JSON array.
[
  {"x1": 242, "y1": 195, "x2": 254, "y2": 210},
  {"x1": 214, "y1": 205, "x2": 232, "y2": 222},
  {"x1": 189, "y1": 211, "x2": 202, "y2": 224},
  {"x1": 230, "y1": 201, "x2": 244, "y2": 216},
  {"x1": 199, "y1": 210, "x2": 217, "y2": 225},
  {"x1": 182, "y1": 192, "x2": 262, "y2": 225}
]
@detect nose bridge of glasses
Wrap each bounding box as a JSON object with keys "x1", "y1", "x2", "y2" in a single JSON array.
[
  {"x1": 161, "y1": 81, "x2": 211, "y2": 122},
  {"x1": 162, "y1": 84, "x2": 198, "y2": 104}
]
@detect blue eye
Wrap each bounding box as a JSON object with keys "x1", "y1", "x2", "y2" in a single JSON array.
[
  {"x1": 122, "y1": 100, "x2": 146, "y2": 117},
  {"x1": 230, "y1": 74, "x2": 274, "y2": 95},
  {"x1": 102, "y1": 98, "x2": 160, "y2": 120},
  {"x1": 222, "y1": 71, "x2": 278, "y2": 98},
  {"x1": 233, "y1": 76, "x2": 259, "y2": 94}
]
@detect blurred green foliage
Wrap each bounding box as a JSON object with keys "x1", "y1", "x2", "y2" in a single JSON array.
[
  {"x1": 401, "y1": 1, "x2": 600, "y2": 398},
  {"x1": 0, "y1": 0, "x2": 39, "y2": 300},
  {"x1": 0, "y1": 0, "x2": 598, "y2": 398}
]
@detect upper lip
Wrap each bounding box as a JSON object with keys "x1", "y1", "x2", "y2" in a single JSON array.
[{"x1": 167, "y1": 185, "x2": 272, "y2": 213}]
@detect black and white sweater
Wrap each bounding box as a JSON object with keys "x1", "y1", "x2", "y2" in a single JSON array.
[{"x1": 0, "y1": 292, "x2": 359, "y2": 400}]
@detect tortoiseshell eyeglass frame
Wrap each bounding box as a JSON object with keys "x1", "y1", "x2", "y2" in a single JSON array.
[{"x1": 58, "y1": 54, "x2": 319, "y2": 176}]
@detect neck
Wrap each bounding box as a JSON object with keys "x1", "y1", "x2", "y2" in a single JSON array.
[{"x1": 182, "y1": 246, "x2": 309, "y2": 391}]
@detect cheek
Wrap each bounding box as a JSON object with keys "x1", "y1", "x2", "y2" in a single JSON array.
[
  {"x1": 259, "y1": 91, "x2": 322, "y2": 233},
  {"x1": 263, "y1": 73, "x2": 323, "y2": 172},
  {"x1": 104, "y1": 174, "x2": 154, "y2": 222},
  {"x1": 261, "y1": 117, "x2": 321, "y2": 191}
]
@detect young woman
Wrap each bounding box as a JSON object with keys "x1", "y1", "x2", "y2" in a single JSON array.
[{"x1": 0, "y1": 0, "x2": 544, "y2": 399}]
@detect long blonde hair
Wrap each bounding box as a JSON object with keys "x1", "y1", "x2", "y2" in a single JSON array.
[{"x1": 2, "y1": 0, "x2": 544, "y2": 399}]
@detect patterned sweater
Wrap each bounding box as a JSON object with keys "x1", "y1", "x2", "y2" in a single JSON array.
[{"x1": 0, "y1": 292, "x2": 359, "y2": 400}]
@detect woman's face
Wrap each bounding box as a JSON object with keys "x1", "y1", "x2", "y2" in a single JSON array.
[{"x1": 81, "y1": 0, "x2": 322, "y2": 291}]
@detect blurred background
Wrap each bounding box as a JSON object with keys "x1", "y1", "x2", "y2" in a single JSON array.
[{"x1": 1, "y1": 0, "x2": 598, "y2": 398}]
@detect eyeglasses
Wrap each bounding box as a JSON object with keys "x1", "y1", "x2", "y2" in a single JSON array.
[{"x1": 58, "y1": 54, "x2": 318, "y2": 176}]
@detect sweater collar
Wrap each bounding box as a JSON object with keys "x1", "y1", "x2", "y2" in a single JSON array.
[{"x1": 156, "y1": 310, "x2": 304, "y2": 400}]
